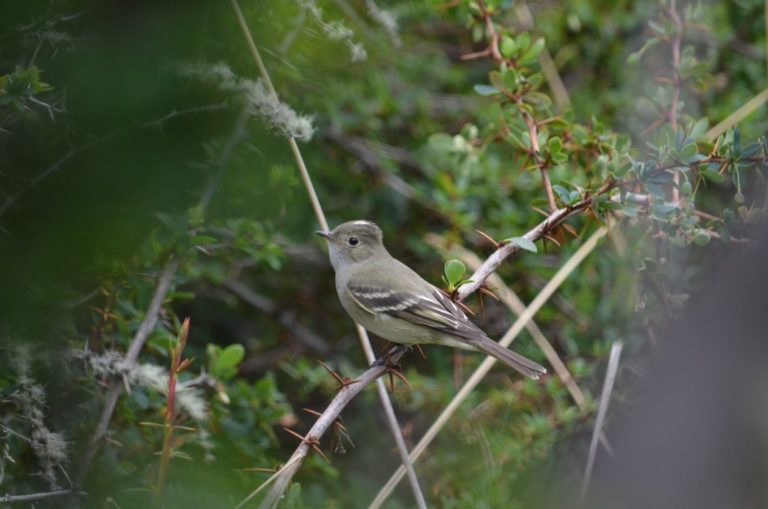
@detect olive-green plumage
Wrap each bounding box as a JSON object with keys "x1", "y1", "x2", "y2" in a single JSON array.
[{"x1": 316, "y1": 220, "x2": 547, "y2": 380}]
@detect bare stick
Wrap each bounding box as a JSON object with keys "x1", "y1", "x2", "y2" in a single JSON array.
[
  {"x1": 580, "y1": 341, "x2": 623, "y2": 503},
  {"x1": 369, "y1": 226, "x2": 609, "y2": 508},
  {"x1": 1, "y1": 489, "x2": 85, "y2": 504},
  {"x1": 229, "y1": 2, "x2": 426, "y2": 507},
  {"x1": 242, "y1": 349, "x2": 408, "y2": 509}
]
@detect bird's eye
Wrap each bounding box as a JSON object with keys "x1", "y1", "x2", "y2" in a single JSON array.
[{"x1": 347, "y1": 236, "x2": 360, "y2": 247}]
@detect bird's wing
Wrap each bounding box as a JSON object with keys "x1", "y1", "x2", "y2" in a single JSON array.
[{"x1": 346, "y1": 283, "x2": 481, "y2": 339}]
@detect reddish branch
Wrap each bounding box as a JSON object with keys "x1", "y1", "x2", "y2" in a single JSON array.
[
  {"x1": 663, "y1": 0, "x2": 686, "y2": 204},
  {"x1": 474, "y1": 0, "x2": 559, "y2": 212}
]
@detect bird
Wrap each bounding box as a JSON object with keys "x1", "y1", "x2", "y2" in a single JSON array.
[{"x1": 316, "y1": 220, "x2": 547, "y2": 380}]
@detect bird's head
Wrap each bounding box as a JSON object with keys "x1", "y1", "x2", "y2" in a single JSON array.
[{"x1": 315, "y1": 220, "x2": 386, "y2": 269}]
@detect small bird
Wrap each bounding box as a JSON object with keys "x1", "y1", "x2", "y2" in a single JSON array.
[{"x1": 316, "y1": 220, "x2": 547, "y2": 380}]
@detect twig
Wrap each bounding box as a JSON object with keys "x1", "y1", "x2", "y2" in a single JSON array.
[
  {"x1": 369, "y1": 226, "x2": 610, "y2": 508},
  {"x1": 475, "y1": 0, "x2": 559, "y2": 212},
  {"x1": 238, "y1": 349, "x2": 408, "y2": 509},
  {"x1": 456, "y1": 178, "x2": 615, "y2": 301},
  {"x1": 0, "y1": 489, "x2": 85, "y2": 504},
  {"x1": 229, "y1": 2, "x2": 427, "y2": 507},
  {"x1": 580, "y1": 341, "x2": 623, "y2": 503}
]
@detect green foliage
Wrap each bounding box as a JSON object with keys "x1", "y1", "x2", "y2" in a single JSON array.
[{"x1": 207, "y1": 343, "x2": 246, "y2": 380}]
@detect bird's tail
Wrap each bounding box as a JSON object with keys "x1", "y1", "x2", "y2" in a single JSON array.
[{"x1": 471, "y1": 336, "x2": 547, "y2": 380}]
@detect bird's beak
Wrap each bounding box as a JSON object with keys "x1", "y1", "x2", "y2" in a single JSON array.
[{"x1": 314, "y1": 230, "x2": 333, "y2": 240}]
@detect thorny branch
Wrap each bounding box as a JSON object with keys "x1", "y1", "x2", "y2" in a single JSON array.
[
  {"x1": 240, "y1": 350, "x2": 408, "y2": 509},
  {"x1": 473, "y1": 0, "x2": 559, "y2": 212},
  {"x1": 457, "y1": 178, "x2": 615, "y2": 301}
]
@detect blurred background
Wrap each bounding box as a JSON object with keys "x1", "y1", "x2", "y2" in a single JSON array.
[{"x1": 1, "y1": 0, "x2": 766, "y2": 507}]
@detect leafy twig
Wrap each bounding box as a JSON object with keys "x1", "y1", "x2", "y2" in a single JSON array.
[
  {"x1": 456, "y1": 178, "x2": 615, "y2": 301},
  {"x1": 153, "y1": 318, "x2": 191, "y2": 504}
]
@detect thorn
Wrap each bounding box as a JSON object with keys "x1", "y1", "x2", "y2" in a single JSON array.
[
  {"x1": 317, "y1": 360, "x2": 359, "y2": 391},
  {"x1": 304, "y1": 407, "x2": 351, "y2": 455},
  {"x1": 476, "y1": 229, "x2": 501, "y2": 248},
  {"x1": 439, "y1": 288, "x2": 475, "y2": 316},
  {"x1": 562, "y1": 223, "x2": 578, "y2": 237},
  {"x1": 282, "y1": 427, "x2": 330, "y2": 464},
  {"x1": 414, "y1": 344, "x2": 427, "y2": 360},
  {"x1": 384, "y1": 363, "x2": 411, "y2": 392},
  {"x1": 532, "y1": 206, "x2": 550, "y2": 217},
  {"x1": 479, "y1": 285, "x2": 500, "y2": 301},
  {"x1": 455, "y1": 299, "x2": 476, "y2": 316},
  {"x1": 544, "y1": 233, "x2": 561, "y2": 246}
]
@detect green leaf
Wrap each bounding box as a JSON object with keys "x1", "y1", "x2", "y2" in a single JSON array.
[
  {"x1": 473, "y1": 84, "x2": 499, "y2": 96},
  {"x1": 692, "y1": 230, "x2": 711, "y2": 246},
  {"x1": 219, "y1": 344, "x2": 245, "y2": 370},
  {"x1": 519, "y1": 38, "x2": 545, "y2": 65},
  {"x1": 506, "y1": 236, "x2": 537, "y2": 253},
  {"x1": 680, "y1": 143, "x2": 697, "y2": 161},
  {"x1": 191, "y1": 235, "x2": 217, "y2": 245},
  {"x1": 500, "y1": 35, "x2": 517, "y2": 58},
  {"x1": 547, "y1": 136, "x2": 563, "y2": 156},
  {"x1": 443, "y1": 259, "x2": 466, "y2": 287}
]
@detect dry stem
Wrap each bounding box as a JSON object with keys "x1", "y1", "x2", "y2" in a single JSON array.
[{"x1": 580, "y1": 341, "x2": 623, "y2": 503}]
